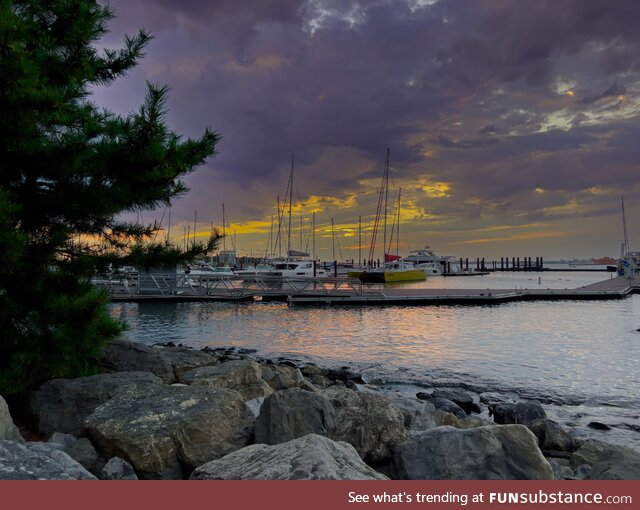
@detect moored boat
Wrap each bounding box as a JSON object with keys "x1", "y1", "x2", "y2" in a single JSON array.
[{"x1": 350, "y1": 261, "x2": 427, "y2": 283}]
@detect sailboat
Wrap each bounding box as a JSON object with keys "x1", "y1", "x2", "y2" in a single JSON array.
[
  {"x1": 348, "y1": 150, "x2": 426, "y2": 283},
  {"x1": 617, "y1": 196, "x2": 639, "y2": 277}
]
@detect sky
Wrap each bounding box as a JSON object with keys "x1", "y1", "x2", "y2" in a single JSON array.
[{"x1": 93, "y1": 0, "x2": 640, "y2": 261}]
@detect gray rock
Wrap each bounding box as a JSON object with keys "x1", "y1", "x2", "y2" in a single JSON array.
[
  {"x1": 29, "y1": 371, "x2": 162, "y2": 436},
  {"x1": 301, "y1": 365, "x2": 324, "y2": 377},
  {"x1": 190, "y1": 434, "x2": 388, "y2": 480},
  {"x1": 390, "y1": 397, "x2": 437, "y2": 431},
  {"x1": 154, "y1": 345, "x2": 220, "y2": 379},
  {"x1": 83, "y1": 385, "x2": 254, "y2": 479},
  {"x1": 549, "y1": 458, "x2": 575, "y2": 480},
  {"x1": 417, "y1": 394, "x2": 467, "y2": 419},
  {"x1": 0, "y1": 396, "x2": 23, "y2": 443},
  {"x1": 0, "y1": 440, "x2": 94, "y2": 480},
  {"x1": 262, "y1": 365, "x2": 305, "y2": 390},
  {"x1": 45, "y1": 433, "x2": 103, "y2": 474},
  {"x1": 395, "y1": 425, "x2": 554, "y2": 480},
  {"x1": 255, "y1": 388, "x2": 336, "y2": 444},
  {"x1": 323, "y1": 387, "x2": 408, "y2": 464},
  {"x1": 528, "y1": 419, "x2": 576, "y2": 453},
  {"x1": 100, "y1": 336, "x2": 175, "y2": 383},
  {"x1": 100, "y1": 457, "x2": 138, "y2": 480},
  {"x1": 181, "y1": 360, "x2": 273, "y2": 400},
  {"x1": 491, "y1": 400, "x2": 547, "y2": 426},
  {"x1": 570, "y1": 440, "x2": 640, "y2": 480},
  {"x1": 311, "y1": 375, "x2": 327, "y2": 388},
  {"x1": 479, "y1": 392, "x2": 517, "y2": 406},
  {"x1": 245, "y1": 397, "x2": 265, "y2": 418},
  {"x1": 431, "y1": 388, "x2": 480, "y2": 414}
]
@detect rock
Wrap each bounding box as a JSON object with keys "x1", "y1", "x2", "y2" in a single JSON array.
[
  {"x1": 549, "y1": 458, "x2": 575, "y2": 480},
  {"x1": 262, "y1": 365, "x2": 305, "y2": 390},
  {"x1": 434, "y1": 410, "x2": 462, "y2": 428},
  {"x1": 491, "y1": 400, "x2": 547, "y2": 426},
  {"x1": 571, "y1": 440, "x2": 640, "y2": 480},
  {"x1": 0, "y1": 440, "x2": 95, "y2": 480},
  {"x1": 391, "y1": 397, "x2": 437, "y2": 431},
  {"x1": 528, "y1": 419, "x2": 576, "y2": 453},
  {"x1": 480, "y1": 392, "x2": 516, "y2": 406},
  {"x1": 190, "y1": 434, "x2": 388, "y2": 480},
  {"x1": 45, "y1": 433, "x2": 103, "y2": 474},
  {"x1": 180, "y1": 360, "x2": 273, "y2": 401},
  {"x1": 99, "y1": 336, "x2": 175, "y2": 383},
  {"x1": 301, "y1": 365, "x2": 324, "y2": 377},
  {"x1": 29, "y1": 371, "x2": 162, "y2": 436},
  {"x1": 255, "y1": 388, "x2": 336, "y2": 445},
  {"x1": 396, "y1": 425, "x2": 553, "y2": 480},
  {"x1": 299, "y1": 379, "x2": 319, "y2": 392},
  {"x1": 153, "y1": 345, "x2": 220, "y2": 379},
  {"x1": 588, "y1": 421, "x2": 612, "y2": 431},
  {"x1": 245, "y1": 397, "x2": 265, "y2": 418},
  {"x1": 417, "y1": 393, "x2": 467, "y2": 419},
  {"x1": 323, "y1": 387, "x2": 407, "y2": 464},
  {"x1": 431, "y1": 388, "x2": 480, "y2": 414},
  {"x1": 83, "y1": 385, "x2": 254, "y2": 479},
  {"x1": 100, "y1": 457, "x2": 138, "y2": 480},
  {"x1": 311, "y1": 375, "x2": 327, "y2": 388},
  {"x1": 0, "y1": 396, "x2": 23, "y2": 443},
  {"x1": 458, "y1": 416, "x2": 494, "y2": 429}
]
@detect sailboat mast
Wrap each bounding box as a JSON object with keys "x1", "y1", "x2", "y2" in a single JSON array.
[
  {"x1": 397, "y1": 187, "x2": 401, "y2": 256},
  {"x1": 287, "y1": 154, "x2": 294, "y2": 258},
  {"x1": 358, "y1": 215, "x2": 362, "y2": 266},
  {"x1": 312, "y1": 212, "x2": 316, "y2": 261},
  {"x1": 622, "y1": 196, "x2": 630, "y2": 256},
  {"x1": 276, "y1": 196, "x2": 282, "y2": 257},
  {"x1": 193, "y1": 210, "x2": 197, "y2": 248},
  {"x1": 222, "y1": 204, "x2": 226, "y2": 265},
  {"x1": 331, "y1": 218, "x2": 336, "y2": 261},
  {"x1": 383, "y1": 148, "x2": 389, "y2": 261}
]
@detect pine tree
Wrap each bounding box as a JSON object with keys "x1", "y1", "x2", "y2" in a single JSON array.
[{"x1": 0, "y1": 1, "x2": 221, "y2": 393}]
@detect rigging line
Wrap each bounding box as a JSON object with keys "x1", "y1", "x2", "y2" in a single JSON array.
[{"x1": 368, "y1": 149, "x2": 389, "y2": 261}]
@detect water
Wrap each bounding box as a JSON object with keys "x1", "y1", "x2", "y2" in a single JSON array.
[{"x1": 109, "y1": 270, "x2": 640, "y2": 450}]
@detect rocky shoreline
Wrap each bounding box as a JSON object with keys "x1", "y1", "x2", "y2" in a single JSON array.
[{"x1": 1, "y1": 337, "x2": 639, "y2": 480}]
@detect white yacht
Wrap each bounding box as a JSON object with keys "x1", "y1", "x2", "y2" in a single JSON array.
[{"x1": 400, "y1": 246, "x2": 447, "y2": 275}]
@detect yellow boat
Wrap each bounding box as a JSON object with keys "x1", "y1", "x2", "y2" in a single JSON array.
[{"x1": 349, "y1": 262, "x2": 427, "y2": 283}]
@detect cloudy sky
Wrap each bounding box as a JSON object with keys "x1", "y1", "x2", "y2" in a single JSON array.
[{"x1": 94, "y1": 0, "x2": 640, "y2": 261}]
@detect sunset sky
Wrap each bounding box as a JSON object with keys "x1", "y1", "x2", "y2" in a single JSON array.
[{"x1": 93, "y1": 0, "x2": 640, "y2": 261}]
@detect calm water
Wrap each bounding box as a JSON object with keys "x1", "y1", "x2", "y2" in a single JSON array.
[{"x1": 109, "y1": 270, "x2": 640, "y2": 450}]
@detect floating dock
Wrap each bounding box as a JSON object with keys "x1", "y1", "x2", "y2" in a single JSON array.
[
  {"x1": 103, "y1": 274, "x2": 640, "y2": 307},
  {"x1": 287, "y1": 276, "x2": 639, "y2": 306}
]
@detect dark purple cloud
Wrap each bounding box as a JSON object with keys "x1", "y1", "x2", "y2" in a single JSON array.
[{"x1": 94, "y1": 0, "x2": 640, "y2": 257}]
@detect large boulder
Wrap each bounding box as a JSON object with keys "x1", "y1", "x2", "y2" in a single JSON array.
[
  {"x1": 491, "y1": 400, "x2": 547, "y2": 426},
  {"x1": 395, "y1": 425, "x2": 554, "y2": 480},
  {"x1": 100, "y1": 337, "x2": 175, "y2": 383},
  {"x1": 389, "y1": 396, "x2": 437, "y2": 431},
  {"x1": 83, "y1": 385, "x2": 254, "y2": 479},
  {"x1": 180, "y1": 360, "x2": 273, "y2": 401},
  {"x1": 528, "y1": 419, "x2": 576, "y2": 454},
  {"x1": 571, "y1": 440, "x2": 640, "y2": 480},
  {"x1": 261, "y1": 364, "x2": 305, "y2": 390},
  {"x1": 0, "y1": 440, "x2": 95, "y2": 480},
  {"x1": 153, "y1": 345, "x2": 221, "y2": 379},
  {"x1": 190, "y1": 434, "x2": 388, "y2": 480},
  {"x1": 0, "y1": 396, "x2": 23, "y2": 443},
  {"x1": 29, "y1": 371, "x2": 162, "y2": 436},
  {"x1": 322, "y1": 387, "x2": 408, "y2": 464},
  {"x1": 255, "y1": 388, "x2": 336, "y2": 444}
]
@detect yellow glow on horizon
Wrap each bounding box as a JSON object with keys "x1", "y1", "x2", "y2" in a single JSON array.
[
  {"x1": 455, "y1": 230, "x2": 565, "y2": 245},
  {"x1": 535, "y1": 187, "x2": 546, "y2": 194},
  {"x1": 565, "y1": 90, "x2": 575, "y2": 97}
]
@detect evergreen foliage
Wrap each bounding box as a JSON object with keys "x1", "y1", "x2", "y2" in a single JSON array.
[{"x1": 0, "y1": 1, "x2": 221, "y2": 393}]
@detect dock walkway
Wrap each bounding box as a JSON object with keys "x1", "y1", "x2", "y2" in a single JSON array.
[
  {"x1": 287, "y1": 276, "x2": 640, "y2": 306},
  {"x1": 104, "y1": 274, "x2": 640, "y2": 307}
]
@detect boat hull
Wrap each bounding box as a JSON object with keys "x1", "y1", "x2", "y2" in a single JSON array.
[{"x1": 384, "y1": 270, "x2": 426, "y2": 282}]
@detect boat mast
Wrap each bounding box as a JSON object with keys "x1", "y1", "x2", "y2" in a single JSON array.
[
  {"x1": 312, "y1": 212, "x2": 316, "y2": 261},
  {"x1": 397, "y1": 187, "x2": 401, "y2": 257},
  {"x1": 358, "y1": 215, "x2": 362, "y2": 266},
  {"x1": 287, "y1": 154, "x2": 294, "y2": 258},
  {"x1": 622, "y1": 196, "x2": 630, "y2": 256},
  {"x1": 332, "y1": 218, "x2": 336, "y2": 261},
  {"x1": 193, "y1": 210, "x2": 197, "y2": 248},
  {"x1": 383, "y1": 148, "x2": 389, "y2": 261},
  {"x1": 222, "y1": 203, "x2": 226, "y2": 265}
]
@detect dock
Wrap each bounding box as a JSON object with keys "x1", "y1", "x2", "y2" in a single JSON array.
[
  {"x1": 287, "y1": 276, "x2": 640, "y2": 306},
  {"x1": 101, "y1": 273, "x2": 640, "y2": 307}
]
